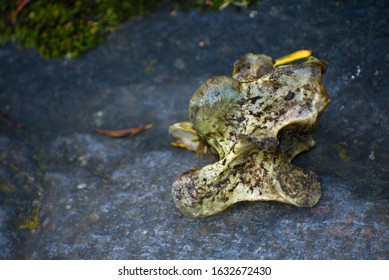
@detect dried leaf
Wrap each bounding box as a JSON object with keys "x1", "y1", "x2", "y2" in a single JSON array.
[
  {"x1": 96, "y1": 123, "x2": 153, "y2": 137},
  {"x1": 274, "y1": 49, "x2": 312, "y2": 66},
  {"x1": 0, "y1": 114, "x2": 22, "y2": 129}
]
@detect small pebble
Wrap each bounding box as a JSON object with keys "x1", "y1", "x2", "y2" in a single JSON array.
[{"x1": 76, "y1": 183, "x2": 87, "y2": 190}]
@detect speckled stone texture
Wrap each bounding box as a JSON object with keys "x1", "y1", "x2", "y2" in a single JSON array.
[{"x1": 0, "y1": 0, "x2": 388, "y2": 259}]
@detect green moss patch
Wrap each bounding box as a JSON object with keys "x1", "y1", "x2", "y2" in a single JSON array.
[{"x1": 0, "y1": 0, "x2": 258, "y2": 58}]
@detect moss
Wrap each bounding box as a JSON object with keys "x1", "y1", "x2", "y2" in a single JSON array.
[
  {"x1": 0, "y1": 180, "x2": 42, "y2": 232},
  {"x1": 0, "y1": 184, "x2": 17, "y2": 193},
  {"x1": 19, "y1": 205, "x2": 41, "y2": 230},
  {"x1": 1, "y1": 1, "x2": 117, "y2": 58},
  {"x1": 144, "y1": 58, "x2": 158, "y2": 74},
  {"x1": 333, "y1": 143, "x2": 351, "y2": 162},
  {"x1": 0, "y1": 0, "x2": 259, "y2": 58},
  {"x1": 33, "y1": 153, "x2": 47, "y2": 172}
]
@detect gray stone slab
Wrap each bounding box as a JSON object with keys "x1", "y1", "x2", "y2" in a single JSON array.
[{"x1": 0, "y1": 0, "x2": 388, "y2": 259}]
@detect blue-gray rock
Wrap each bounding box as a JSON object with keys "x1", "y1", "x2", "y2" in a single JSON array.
[{"x1": 0, "y1": 0, "x2": 388, "y2": 259}]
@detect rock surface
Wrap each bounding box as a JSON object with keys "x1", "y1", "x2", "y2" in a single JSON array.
[{"x1": 0, "y1": 0, "x2": 388, "y2": 259}]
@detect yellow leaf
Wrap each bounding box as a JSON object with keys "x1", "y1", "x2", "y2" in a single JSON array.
[{"x1": 274, "y1": 49, "x2": 312, "y2": 66}]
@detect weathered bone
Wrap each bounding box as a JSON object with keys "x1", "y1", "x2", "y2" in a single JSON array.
[{"x1": 170, "y1": 55, "x2": 329, "y2": 218}]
